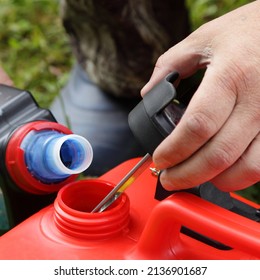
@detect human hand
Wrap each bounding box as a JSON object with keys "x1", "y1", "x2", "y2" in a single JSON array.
[
  {"x1": 0, "y1": 67, "x2": 13, "y2": 86},
  {"x1": 141, "y1": 1, "x2": 260, "y2": 192}
]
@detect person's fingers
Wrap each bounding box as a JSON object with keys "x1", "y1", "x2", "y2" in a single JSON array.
[
  {"x1": 153, "y1": 63, "x2": 237, "y2": 171},
  {"x1": 210, "y1": 133, "x2": 260, "y2": 192},
  {"x1": 0, "y1": 67, "x2": 13, "y2": 86},
  {"x1": 158, "y1": 89, "x2": 260, "y2": 190},
  {"x1": 140, "y1": 33, "x2": 212, "y2": 96},
  {"x1": 140, "y1": 1, "x2": 260, "y2": 192}
]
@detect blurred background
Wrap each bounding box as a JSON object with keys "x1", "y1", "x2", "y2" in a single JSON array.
[{"x1": 0, "y1": 0, "x2": 258, "y2": 202}]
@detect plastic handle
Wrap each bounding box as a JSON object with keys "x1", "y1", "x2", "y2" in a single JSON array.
[{"x1": 130, "y1": 192, "x2": 260, "y2": 259}]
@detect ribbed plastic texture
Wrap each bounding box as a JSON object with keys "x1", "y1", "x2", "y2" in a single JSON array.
[{"x1": 54, "y1": 180, "x2": 130, "y2": 240}]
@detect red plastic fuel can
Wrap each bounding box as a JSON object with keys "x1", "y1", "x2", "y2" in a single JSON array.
[{"x1": 0, "y1": 158, "x2": 259, "y2": 260}]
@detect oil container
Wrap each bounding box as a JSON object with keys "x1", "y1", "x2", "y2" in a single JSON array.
[{"x1": 0, "y1": 85, "x2": 92, "y2": 234}]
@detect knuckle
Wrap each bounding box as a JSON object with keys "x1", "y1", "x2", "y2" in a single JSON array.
[
  {"x1": 185, "y1": 112, "x2": 217, "y2": 141},
  {"x1": 155, "y1": 54, "x2": 166, "y2": 70},
  {"x1": 204, "y1": 144, "x2": 237, "y2": 172},
  {"x1": 217, "y1": 58, "x2": 257, "y2": 100}
]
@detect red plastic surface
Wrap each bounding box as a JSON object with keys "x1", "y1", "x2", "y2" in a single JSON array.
[
  {"x1": 0, "y1": 158, "x2": 259, "y2": 259},
  {"x1": 5, "y1": 121, "x2": 77, "y2": 194}
]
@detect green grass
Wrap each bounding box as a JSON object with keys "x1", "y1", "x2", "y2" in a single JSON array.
[
  {"x1": 186, "y1": 0, "x2": 253, "y2": 29},
  {"x1": 0, "y1": 0, "x2": 259, "y2": 203},
  {"x1": 0, "y1": 0, "x2": 73, "y2": 108}
]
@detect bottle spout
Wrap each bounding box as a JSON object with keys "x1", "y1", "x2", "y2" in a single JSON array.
[
  {"x1": 45, "y1": 134, "x2": 93, "y2": 176},
  {"x1": 21, "y1": 130, "x2": 93, "y2": 183}
]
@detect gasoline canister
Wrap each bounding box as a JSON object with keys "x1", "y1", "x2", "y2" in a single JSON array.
[{"x1": 0, "y1": 158, "x2": 259, "y2": 260}]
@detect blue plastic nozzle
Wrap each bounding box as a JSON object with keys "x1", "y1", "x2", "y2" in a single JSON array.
[{"x1": 20, "y1": 130, "x2": 93, "y2": 183}]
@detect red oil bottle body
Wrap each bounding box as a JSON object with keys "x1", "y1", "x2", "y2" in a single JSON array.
[
  {"x1": 0, "y1": 85, "x2": 93, "y2": 233},
  {"x1": 0, "y1": 158, "x2": 259, "y2": 260}
]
